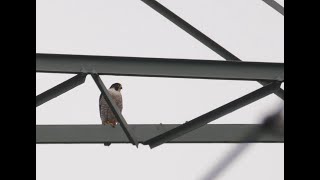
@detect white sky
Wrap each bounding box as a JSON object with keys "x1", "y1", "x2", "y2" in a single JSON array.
[{"x1": 36, "y1": 0, "x2": 284, "y2": 180}]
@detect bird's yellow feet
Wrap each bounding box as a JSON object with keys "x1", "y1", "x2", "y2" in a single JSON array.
[{"x1": 104, "y1": 120, "x2": 117, "y2": 128}]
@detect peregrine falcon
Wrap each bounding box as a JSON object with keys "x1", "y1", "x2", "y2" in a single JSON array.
[{"x1": 99, "y1": 83, "x2": 123, "y2": 127}]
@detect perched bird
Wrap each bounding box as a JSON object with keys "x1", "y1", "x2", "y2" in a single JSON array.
[{"x1": 99, "y1": 83, "x2": 123, "y2": 127}]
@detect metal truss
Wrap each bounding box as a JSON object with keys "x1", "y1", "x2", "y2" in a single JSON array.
[
  {"x1": 145, "y1": 81, "x2": 281, "y2": 148},
  {"x1": 36, "y1": 0, "x2": 284, "y2": 149},
  {"x1": 141, "y1": 0, "x2": 284, "y2": 100}
]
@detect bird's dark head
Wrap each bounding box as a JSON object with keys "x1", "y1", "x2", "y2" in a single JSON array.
[{"x1": 110, "y1": 83, "x2": 123, "y2": 92}]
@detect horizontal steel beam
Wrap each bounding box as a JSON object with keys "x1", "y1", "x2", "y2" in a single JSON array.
[
  {"x1": 36, "y1": 124, "x2": 284, "y2": 144},
  {"x1": 36, "y1": 74, "x2": 87, "y2": 107},
  {"x1": 36, "y1": 54, "x2": 284, "y2": 81}
]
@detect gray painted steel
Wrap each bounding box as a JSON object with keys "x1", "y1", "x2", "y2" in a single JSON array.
[
  {"x1": 36, "y1": 124, "x2": 284, "y2": 144},
  {"x1": 145, "y1": 82, "x2": 281, "y2": 148},
  {"x1": 140, "y1": 0, "x2": 284, "y2": 99},
  {"x1": 36, "y1": 74, "x2": 87, "y2": 107},
  {"x1": 36, "y1": 54, "x2": 284, "y2": 81}
]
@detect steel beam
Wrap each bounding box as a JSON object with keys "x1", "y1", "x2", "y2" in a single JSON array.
[
  {"x1": 36, "y1": 124, "x2": 284, "y2": 144},
  {"x1": 140, "y1": 0, "x2": 284, "y2": 99},
  {"x1": 145, "y1": 82, "x2": 281, "y2": 148},
  {"x1": 91, "y1": 74, "x2": 139, "y2": 147},
  {"x1": 36, "y1": 54, "x2": 283, "y2": 82},
  {"x1": 262, "y1": 0, "x2": 284, "y2": 16},
  {"x1": 141, "y1": 0, "x2": 240, "y2": 61},
  {"x1": 36, "y1": 73, "x2": 87, "y2": 107}
]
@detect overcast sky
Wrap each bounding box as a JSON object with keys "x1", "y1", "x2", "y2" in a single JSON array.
[{"x1": 36, "y1": 0, "x2": 284, "y2": 179}]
